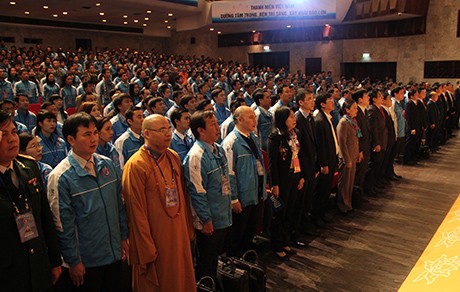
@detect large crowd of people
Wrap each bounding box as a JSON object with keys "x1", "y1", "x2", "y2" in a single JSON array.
[{"x1": 1, "y1": 43, "x2": 460, "y2": 292}]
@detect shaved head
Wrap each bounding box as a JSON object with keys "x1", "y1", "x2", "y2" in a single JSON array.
[
  {"x1": 143, "y1": 114, "x2": 172, "y2": 154},
  {"x1": 142, "y1": 114, "x2": 166, "y2": 131}
]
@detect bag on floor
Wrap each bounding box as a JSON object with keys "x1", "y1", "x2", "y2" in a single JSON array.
[
  {"x1": 217, "y1": 257, "x2": 250, "y2": 292},
  {"x1": 231, "y1": 250, "x2": 267, "y2": 292},
  {"x1": 197, "y1": 276, "x2": 216, "y2": 292}
]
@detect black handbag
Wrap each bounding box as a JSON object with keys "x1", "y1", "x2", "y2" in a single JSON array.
[
  {"x1": 217, "y1": 257, "x2": 250, "y2": 292},
  {"x1": 231, "y1": 250, "x2": 267, "y2": 292},
  {"x1": 197, "y1": 276, "x2": 216, "y2": 292}
]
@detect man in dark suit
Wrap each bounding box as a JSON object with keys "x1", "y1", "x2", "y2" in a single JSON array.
[
  {"x1": 426, "y1": 90, "x2": 441, "y2": 152},
  {"x1": 435, "y1": 84, "x2": 448, "y2": 144},
  {"x1": 352, "y1": 90, "x2": 371, "y2": 197},
  {"x1": 404, "y1": 89, "x2": 423, "y2": 165},
  {"x1": 295, "y1": 89, "x2": 319, "y2": 236},
  {"x1": 311, "y1": 93, "x2": 338, "y2": 227},
  {"x1": 364, "y1": 89, "x2": 388, "y2": 194},
  {"x1": 454, "y1": 81, "x2": 460, "y2": 129},
  {"x1": 0, "y1": 111, "x2": 62, "y2": 291}
]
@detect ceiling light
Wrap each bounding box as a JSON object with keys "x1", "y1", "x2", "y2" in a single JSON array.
[
  {"x1": 96, "y1": 3, "x2": 101, "y2": 6},
  {"x1": 102, "y1": 19, "x2": 107, "y2": 23},
  {"x1": 263, "y1": 45, "x2": 270, "y2": 50},
  {"x1": 286, "y1": 25, "x2": 291, "y2": 28},
  {"x1": 123, "y1": 15, "x2": 128, "y2": 18},
  {"x1": 63, "y1": 12, "x2": 68, "y2": 15},
  {"x1": 167, "y1": 26, "x2": 171, "y2": 29},
  {"x1": 210, "y1": 28, "x2": 215, "y2": 31},
  {"x1": 168, "y1": 13, "x2": 173, "y2": 17},
  {"x1": 99, "y1": 12, "x2": 104, "y2": 16},
  {"x1": 362, "y1": 52, "x2": 371, "y2": 59},
  {"x1": 143, "y1": 23, "x2": 147, "y2": 27},
  {"x1": 43, "y1": 6, "x2": 48, "y2": 9},
  {"x1": 144, "y1": 17, "x2": 149, "y2": 21},
  {"x1": 123, "y1": 21, "x2": 128, "y2": 25},
  {"x1": 217, "y1": 31, "x2": 222, "y2": 34},
  {"x1": 24, "y1": 11, "x2": 30, "y2": 15},
  {"x1": 9, "y1": 2, "x2": 16, "y2": 5},
  {"x1": 147, "y1": 10, "x2": 152, "y2": 14},
  {"x1": 134, "y1": 19, "x2": 139, "y2": 23},
  {"x1": 252, "y1": 30, "x2": 256, "y2": 33},
  {"x1": 164, "y1": 20, "x2": 168, "y2": 23},
  {"x1": 325, "y1": 24, "x2": 330, "y2": 27},
  {"x1": 53, "y1": 14, "x2": 58, "y2": 17}
]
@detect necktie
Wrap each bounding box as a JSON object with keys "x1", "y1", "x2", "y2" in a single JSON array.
[
  {"x1": 84, "y1": 161, "x2": 96, "y2": 177},
  {"x1": 2, "y1": 168, "x2": 17, "y2": 190}
]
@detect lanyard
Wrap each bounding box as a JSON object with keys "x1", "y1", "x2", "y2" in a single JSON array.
[{"x1": 144, "y1": 145, "x2": 175, "y2": 185}]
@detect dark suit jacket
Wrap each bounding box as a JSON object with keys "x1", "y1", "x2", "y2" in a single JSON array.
[
  {"x1": 367, "y1": 104, "x2": 388, "y2": 151},
  {"x1": 267, "y1": 128, "x2": 304, "y2": 187},
  {"x1": 454, "y1": 88, "x2": 460, "y2": 112},
  {"x1": 384, "y1": 108, "x2": 396, "y2": 148},
  {"x1": 295, "y1": 110, "x2": 317, "y2": 176},
  {"x1": 436, "y1": 93, "x2": 447, "y2": 120},
  {"x1": 0, "y1": 155, "x2": 61, "y2": 292},
  {"x1": 417, "y1": 100, "x2": 428, "y2": 129},
  {"x1": 314, "y1": 110, "x2": 337, "y2": 168},
  {"x1": 427, "y1": 100, "x2": 441, "y2": 127},
  {"x1": 356, "y1": 106, "x2": 371, "y2": 155},
  {"x1": 405, "y1": 99, "x2": 422, "y2": 134}
]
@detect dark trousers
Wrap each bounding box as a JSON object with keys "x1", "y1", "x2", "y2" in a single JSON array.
[
  {"x1": 382, "y1": 139, "x2": 396, "y2": 178},
  {"x1": 299, "y1": 172, "x2": 316, "y2": 228},
  {"x1": 228, "y1": 203, "x2": 261, "y2": 257},
  {"x1": 364, "y1": 150, "x2": 385, "y2": 192},
  {"x1": 405, "y1": 133, "x2": 421, "y2": 163},
  {"x1": 427, "y1": 127, "x2": 439, "y2": 150},
  {"x1": 196, "y1": 227, "x2": 229, "y2": 281},
  {"x1": 355, "y1": 150, "x2": 370, "y2": 190},
  {"x1": 271, "y1": 172, "x2": 299, "y2": 252},
  {"x1": 311, "y1": 168, "x2": 335, "y2": 220},
  {"x1": 55, "y1": 261, "x2": 122, "y2": 292}
]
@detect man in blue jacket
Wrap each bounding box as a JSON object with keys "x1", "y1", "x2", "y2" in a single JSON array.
[
  {"x1": 184, "y1": 110, "x2": 232, "y2": 281},
  {"x1": 47, "y1": 112, "x2": 129, "y2": 291},
  {"x1": 222, "y1": 106, "x2": 266, "y2": 257}
]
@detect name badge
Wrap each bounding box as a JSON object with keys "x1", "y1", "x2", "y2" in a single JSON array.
[
  {"x1": 165, "y1": 187, "x2": 178, "y2": 208},
  {"x1": 14, "y1": 210, "x2": 39, "y2": 243},
  {"x1": 221, "y1": 175, "x2": 231, "y2": 196}
]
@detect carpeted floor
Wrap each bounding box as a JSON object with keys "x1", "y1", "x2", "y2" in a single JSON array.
[{"x1": 255, "y1": 135, "x2": 460, "y2": 291}]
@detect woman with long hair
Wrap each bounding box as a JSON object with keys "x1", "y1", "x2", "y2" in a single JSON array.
[
  {"x1": 337, "y1": 99, "x2": 361, "y2": 214},
  {"x1": 267, "y1": 106, "x2": 305, "y2": 261},
  {"x1": 36, "y1": 110, "x2": 67, "y2": 168}
]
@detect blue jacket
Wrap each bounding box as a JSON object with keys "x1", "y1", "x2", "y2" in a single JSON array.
[
  {"x1": 0, "y1": 79, "x2": 14, "y2": 101},
  {"x1": 114, "y1": 128, "x2": 143, "y2": 169},
  {"x1": 255, "y1": 107, "x2": 273, "y2": 151},
  {"x1": 60, "y1": 85, "x2": 78, "y2": 110},
  {"x1": 13, "y1": 80, "x2": 39, "y2": 103},
  {"x1": 37, "y1": 132, "x2": 67, "y2": 168},
  {"x1": 47, "y1": 152, "x2": 128, "y2": 268},
  {"x1": 170, "y1": 131, "x2": 194, "y2": 162},
  {"x1": 43, "y1": 83, "x2": 60, "y2": 102},
  {"x1": 110, "y1": 114, "x2": 129, "y2": 143},
  {"x1": 214, "y1": 103, "x2": 231, "y2": 125},
  {"x1": 184, "y1": 140, "x2": 232, "y2": 230},
  {"x1": 14, "y1": 110, "x2": 37, "y2": 133},
  {"x1": 97, "y1": 142, "x2": 122, "y2": 175},
  {"x1": 222, "y1": 130, "x2": 267, "y2": 208}
]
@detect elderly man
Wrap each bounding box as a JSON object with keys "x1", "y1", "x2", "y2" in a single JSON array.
[
  {"x1": 122, "y1": 114, "x2": 196, "y2": 292},
  {"x1": 222, "y1": 106, "x2": 266, "y2": 257}
]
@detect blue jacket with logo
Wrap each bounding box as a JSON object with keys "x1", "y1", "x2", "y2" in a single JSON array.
[
  {"x1": 222, "y1": 129, "x2": 267, "y2": 208},
  {"x1": 184, "y1": 140, "x2": 232, "y2": 230},
  {"x1": 47, "y1": 152, "x2": 128, "y2": 268}
]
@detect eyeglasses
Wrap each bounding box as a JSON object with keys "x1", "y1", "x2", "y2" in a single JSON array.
[{"x1": 145, "y1": 127, "x2": 172, "y2": 135}]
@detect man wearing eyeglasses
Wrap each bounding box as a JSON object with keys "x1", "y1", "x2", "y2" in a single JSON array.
[{"x1": 122, "y1": 114, "x2": 196, "y2": 291}]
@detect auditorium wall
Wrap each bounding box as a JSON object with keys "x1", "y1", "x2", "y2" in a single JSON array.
[
  {"x1": 169, "y1": 0, "x2": 459, "y2": 83},
  {"x1": 0, "y1": 23, "x2": 167, "y2": 52}
]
